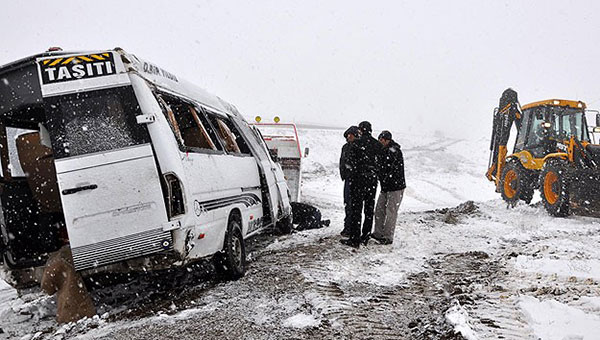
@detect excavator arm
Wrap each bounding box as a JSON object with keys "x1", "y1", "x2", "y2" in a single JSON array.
[{"x1": 487, "y1": 89, "x2": 522, "y2": 188}]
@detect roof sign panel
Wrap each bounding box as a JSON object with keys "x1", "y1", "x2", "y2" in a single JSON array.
[{"x1": 36, "y1": 51, "x2": 130, "y2": 97}]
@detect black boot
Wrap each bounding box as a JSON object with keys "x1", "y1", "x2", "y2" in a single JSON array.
[
  {"x1": 339, "y1": 238, "x2": 360, "y2": 249},
  {"x1": 361, "y1": 233, "x2": 371, "y2": 246}
]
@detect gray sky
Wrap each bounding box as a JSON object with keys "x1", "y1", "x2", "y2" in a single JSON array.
[{"x1": 2, "y1": 0, "x2": 600, "y2": 138}]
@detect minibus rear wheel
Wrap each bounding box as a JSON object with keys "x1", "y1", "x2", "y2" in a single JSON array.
[{"x1": 213, "y1": 215, "x2": 246, "y2": 279}]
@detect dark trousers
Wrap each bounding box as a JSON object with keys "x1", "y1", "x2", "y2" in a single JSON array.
[
  {"x1": 343, "y1": 180, "x2": 351, "y2": 231},
  {"x1": 348, "y1": 174, "x2": 378, "y2": 241}
]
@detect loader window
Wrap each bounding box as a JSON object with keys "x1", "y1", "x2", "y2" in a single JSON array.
[
  {"x1": 514, "y1": 112, "x2": 531, "y2": 151},
  {"x1": 44, "y1": 86, "x2": 150, "y2": 159},
  {"x1": 557, "y1": 112, "x2": 589, "y2": 142},
  {"x1": 551, "y1": 114, "x2": 561, "y2": 139},
  {"x1": 526, "y1": 112, "x2": 546, "y2": 148},
  {"x1": 561, "y1": 115, "x2": 572, "y2": 139},
  {"x1": 572, "y1": 112, "x2": 590, "y2": 142}
]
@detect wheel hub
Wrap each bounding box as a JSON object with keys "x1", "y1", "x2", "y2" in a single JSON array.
[
  {"x1": 504, "y1": 169, "x2": 518, "y2": 198},
  {"x1": 544, "y1": 171, "x2": 559, "y2": 205}
]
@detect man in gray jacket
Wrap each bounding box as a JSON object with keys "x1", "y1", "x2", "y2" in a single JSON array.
[{"x1": 372, "y1": 131, "x2": 406, "y2": 244}]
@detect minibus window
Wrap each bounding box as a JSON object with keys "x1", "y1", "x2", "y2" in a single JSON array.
[
  {"x1": 222, "y1": 119, "x2": 252, "y2": 155},
  {"x1": 158, "y1": 96, "x2": 184, "y2": 145},
  {"x1": 45, "y1": 86, "x2": 150, "y2": 159},
  {"x1": 194, "y1": 108, "x2": 224, "y2": 151},
  {"x1": 160, "y1": 94, "x2": 222, "y2": 152},
  {"x1": 207, "y1": 114, "x2": 241, "y2": 153},
  {"x1": 172, "y1": 103, "x2": 215, "y2": 150},
  {"x1": 207, "y1": 115, "x2": 252, "y2": 155}
]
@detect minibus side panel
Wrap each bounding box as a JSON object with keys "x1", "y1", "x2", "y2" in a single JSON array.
[{"x1": 182, "y1": 153, "x2": 262, "y2": 259}]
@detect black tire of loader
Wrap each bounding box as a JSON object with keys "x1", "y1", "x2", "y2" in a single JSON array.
[
  {"x1": 540, "y1": 161, "x2": 570, "y2": 217},
  {"x1": 213, "y1": 215, "x2": 246, "y2": 279},
  {"x1": 500, "y1": 160, "x2": 534, "y2": 206}
]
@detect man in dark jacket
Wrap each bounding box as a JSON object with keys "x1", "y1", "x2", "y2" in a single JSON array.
[
  {"x1": 340, "y1": 121, "x2": 382, "y2": 248},
  {"x1": 372, "y1": 131, "x2": 406, "y2": 245},
  {"x1": 340, "y1": 126, "x2": 360, "y2": 237}
]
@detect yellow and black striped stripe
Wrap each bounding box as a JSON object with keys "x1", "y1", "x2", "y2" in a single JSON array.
[{"x1": 41, "y1": 53, "x2": 112, "y2": 66}]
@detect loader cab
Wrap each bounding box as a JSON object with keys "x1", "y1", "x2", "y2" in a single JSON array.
[{"x1": 514, "y1": 100, "x2": 588, "y2": 158}]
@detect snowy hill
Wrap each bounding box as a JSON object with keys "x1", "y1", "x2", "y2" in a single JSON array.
[{"x1": 1, "y1": 127, "x2": 600, "y2": 340}]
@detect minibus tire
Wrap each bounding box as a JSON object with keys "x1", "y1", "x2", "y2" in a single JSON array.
[{"x1": 213, "y1": 217, "x2": 246, "y2": 279}]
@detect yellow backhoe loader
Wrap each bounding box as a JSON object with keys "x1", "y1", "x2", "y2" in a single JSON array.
[{"x1": 487, "y1": 90, "x2": 600, "y2": 216}]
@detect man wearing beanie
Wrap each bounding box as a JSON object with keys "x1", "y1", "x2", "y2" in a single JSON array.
[
  {"x1": 372, "y1": 130, "x2": 405, "y2": 245},
  {"x1": 339, "y1": 125, "x2": 360, "y2": 237},
  {"x1": 340, "y1": 121, "x2": 382, "y2": 248}
]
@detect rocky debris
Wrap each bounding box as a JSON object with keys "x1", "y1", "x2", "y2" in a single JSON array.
[{"x1": 424, "y1": 201, "x2": 479, "y2": 225}]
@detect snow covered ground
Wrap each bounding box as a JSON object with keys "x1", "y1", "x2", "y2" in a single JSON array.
[{"x1": 2, "y1": 127, "x2": 600, "y2": 339}]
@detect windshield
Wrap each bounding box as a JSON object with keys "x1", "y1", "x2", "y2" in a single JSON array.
[
  {"x1": 550, "y1": 108, "x2": 590, "y2": 142},
  {"x1": 44, "y1": 86, "x2": 150, "y2": 159}
]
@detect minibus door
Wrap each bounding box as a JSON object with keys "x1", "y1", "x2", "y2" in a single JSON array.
[
  {"x1": 250, "y1": 126, "x2": 289, "y2": 221},
  {"x1": 46, "y1": 87, "x2": 173, "y2": 271}
]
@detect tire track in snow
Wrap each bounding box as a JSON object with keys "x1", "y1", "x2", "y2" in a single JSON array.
[
  {"x1": 465, "y1": 291, "x2": 536, "y2": 339},
  {"x1": 417, "y1": 178, "x2": 465, "y2": 202},
  {"x1": 302, "y1": 263, "x2": 408, "y2": 340}
]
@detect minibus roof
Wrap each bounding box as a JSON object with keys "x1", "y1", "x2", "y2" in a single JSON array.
[{"x1": 0, "y1": 48, "x2": 243, "y2": 120}]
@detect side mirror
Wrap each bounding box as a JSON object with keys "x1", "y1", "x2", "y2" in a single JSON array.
[
  {"x1": 304, "y1": 147, "x2": 309, "y2": 158},
  {"x1": 136, "y1": 114, "x2": 156, "y2": 124},
  {"x1": 596, "y1": 113, "x2": 600, "y2": 127}
]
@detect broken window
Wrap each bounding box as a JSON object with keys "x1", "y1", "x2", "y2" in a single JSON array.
[
  {"x1": 222, "y1": 119, "x2": 252, "y2": 155},
  {"x1": 159, "y1": 94, "x2": 223, "y2": 152},
  {"x1": 206, "y1": 113, "x2": 240, "y2": 153},
  {"x1": 205, "y1": 113, "x2": 252, "y2": 155},
  {"x1": 44, "y1": 86, "x2": 150, "y2": 159}
]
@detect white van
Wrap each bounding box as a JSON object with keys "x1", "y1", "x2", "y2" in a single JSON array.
[{"x1": 0, "y1": 48, "x2": 292, "y2": 287}]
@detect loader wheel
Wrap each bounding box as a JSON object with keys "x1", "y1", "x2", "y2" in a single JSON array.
[
  {"x1": 540, "y1": 161, "x2": 570, "y2": 217},
  {"x1": 500, "y1": 160, "x2": 534, "y2": 206}
]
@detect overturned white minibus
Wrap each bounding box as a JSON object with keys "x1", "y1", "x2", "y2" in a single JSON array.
[{"x1": 0, "y1": 48, "x2": 292, "y2": 287}]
